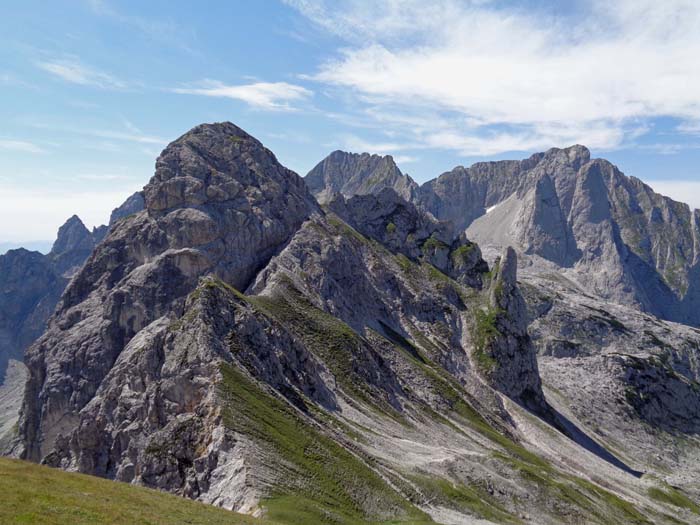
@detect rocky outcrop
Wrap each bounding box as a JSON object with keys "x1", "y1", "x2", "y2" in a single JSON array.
[
  {"x1": 0, "y1": 250, "x2": 64, "y2": 375},
  {"x1": 0, "y1": 215, "x2": 112, "y2": 446},
  {"x1": 19, "y1": 122, "x2": 319, "y2": 466},
  {"x1": 475, "y1": 248, "x2": 544, "y2": 410},
  {"x1": 305, "y1": 150, "x2": 418, "y2": 204},
  {"x1": 0, "y1": 203, "x2": 135, "y2": 380},
  {"x1": 328, "y1": 188, "x2": 488, "y2": 288},
  {"x1": 48, "y1": 215, "x2": 100, "y2": 277},
  {"x1": 109, "y1": 191, "x2": 145, "y2": 226},
  {"x1": 0, "y1": 209, "x2": 117, "y2": 375},
  {"x1": 428, "y1": 146, "x2": 700, "y2": 326}
]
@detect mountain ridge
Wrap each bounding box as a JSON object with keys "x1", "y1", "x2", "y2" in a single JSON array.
[
  {"x1": 3, "y1": 122, "x2": 700, "y2": 524},
  {"x1": 308, "y1": 145, "x2": 700, "y2": 327}
]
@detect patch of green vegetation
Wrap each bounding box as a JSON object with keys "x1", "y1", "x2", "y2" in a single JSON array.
[
  {"x1": 497, "y1": 446, "x2": 652, "y2": 525},
  {"x1": 422, "y1": 262, "x2": 450, "y2": 284},
  {"x1": 496, "y1": 451, "x2": 650, "y2": 524},
  {"x1": 648, "y1": 486, "x2": 700, "y2": 515},
  {"x1": 396, "y1": 253, "x2": 413, "y2": 273},
  {"x1": 449, "y1": 244, "x2": 474, "y2": 264},
  {"x1": 229, "y1": 135, "x2": 246, "y2": 143},
  {"x1": 484, "y1": 258, "x2": 500, "y2": 282},
  {"x1": 218, "y1": 364, "x2": 430, "y2": 525},
  {"x1": 644, "y1": 330, "x2": 673, "y2": 350},
  {"x1": 663, "y1": 263, "x2": 688, "y2": 295},
  {"x1": 386, "y1": 222, "x2": 397, "y2": 234},
  {"x1": 408, "y1": 473, "x2": 520, "y2": 524},
  {"x1": 245, "y1": 282, "x2": 405, "y2": 423},
  {"x1": 402, "y1": 348, "x2": 551, "y2": 471},
  {"x1": 420, "y1": 235, "x2": 449, "y2": 254},
  {"x1": 472, "y1": 308, "x2": 501, "y2": 374},
  {"x1": 571, "y1": 476, "x2": 650, "y2": 524},
  {"x1": 583, "y1": 306, "x2": 630, "y2": 333},
  {"x1": 0, "y1": 457, "x2": 268, "y2": 525},
  {"x1": 606, "y1": 316, "x2": 629, "y2": 333},
  {"x1": 327, "y1": 214, "x2": 369, "y2": 245},
  {"x1": 369, "y1": 319, "x2": 649, "y2": 525},
  {"x1": 167, "y1": 309, "x2": 197, "y2": 332}
]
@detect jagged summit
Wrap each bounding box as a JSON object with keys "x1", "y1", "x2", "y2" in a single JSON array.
[
  {"x1": 49, "y1": 215, "x2": 90, "y2": 256},
  {"x1": 146, "y1": 121, "x2": 315, "y2": 215},
  {"x1": 48, "y1": 215, "x2": 101, "y2": 278},
  {"x1": 308, "y1": 143, "x2": 700, "y2": 326},
  {"x1": 305, "y1": 149, "x2": 418, "y2": 204}
]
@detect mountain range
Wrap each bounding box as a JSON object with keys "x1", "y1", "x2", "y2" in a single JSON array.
[{"x1": 2, "y1": 122, "x2": 700, "y2": 524}]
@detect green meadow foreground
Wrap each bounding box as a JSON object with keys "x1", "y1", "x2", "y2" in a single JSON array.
[{"x1": 0, "y1": 457, "x2": 267, "y2": 525}]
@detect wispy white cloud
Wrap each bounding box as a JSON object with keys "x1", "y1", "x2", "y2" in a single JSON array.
[
  {"x1": 289, "y1": 0, "x2": 700, "y2": 156},
  {"x1": 37, "y1": 57, "x2": 126, "y2": 89},
  {"x1": 677, "y1": 121, "x2": 700, "y2": 135},
  {"x1": 26, "y1": 120, "x2": 165, "y2": 145},
  {"x1": 0, "y1": 139, "x2": 45, "y2": 154},
  {"x1": 172, "y1": 79, "x2": 312, "y2": 111},
  {"x1": 639, "y1": 143, "x2": 689, "y2": 155}
]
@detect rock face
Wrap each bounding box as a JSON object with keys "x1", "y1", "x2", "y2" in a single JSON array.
[
  {"x1": 0, "y1": 250, "x2": 64, "y2": 374},
  {"x1": 49, "y1": 215, "x2": 101, "y2": 277},
  {"x1": 327, "y1": 188, "x2": 488, "y2": 287},
  {"x1": 310, "y1": 144, "x2": 700, "y2": 327},
  {"x1": 425, "y1": 146, "x2": 700, "y2": 326},
  {"x1": 10, "y1": 123, "x2": 700, "y2": 524},
  {"x1": 109, "y1": 191, "x2": 145, "y2": 226},
  {"x1": 479, "y1": 248, "x2": 545, "y2": 411},
  {"x1": 0, "y1": 214, "x2": 115, "y2": 446},
  {"x1": 19, "y1": 122, "x2": 319, "y2": 465},
  {"x1": 0, "y1": 210, "x2": 116, "y2": 378},
  {"x1": 305, "y1": 150, "x2": 418, "y2": 204},
  {"x1": 0, "y1": 194, "x2": 142, "y2": 387}
]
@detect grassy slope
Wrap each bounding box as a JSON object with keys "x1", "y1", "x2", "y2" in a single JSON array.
[
  {"x1": 0, "y1": 457, "x2": 268, "y2": 525},
  {"x1": 218, "y1": 364, "x2": 431, "y2": 525}
]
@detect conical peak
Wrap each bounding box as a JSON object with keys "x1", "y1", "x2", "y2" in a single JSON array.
[{"x1": 145, "y1": 121, "x2": 310, "y2": 213}]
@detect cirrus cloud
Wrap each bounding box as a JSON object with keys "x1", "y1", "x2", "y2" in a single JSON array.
[
  {"x1": 37, "y1": 57, "x2": 126, "y2": 89},
  {"x1": 0, "y1": 139, "x2": 45, "y2": 154},
  {"x1": 172, "y1": 79, "x2": 313, "y2": 111},
  {"x1": 288, "y1": 0, "x2": 700, "y2": 156}
]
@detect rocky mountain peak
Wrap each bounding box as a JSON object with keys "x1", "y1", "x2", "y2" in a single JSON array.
[
  {"x1": 305, "y1": 149, "x2": 418, "y2": 204},
  {"x1": 10, "y1": 123, "x2": 700, "y2": 524},
  {"x1": 146, "y1": 121, "x2": 305, "y2": 214},
  {"x1": 18, "y1": 121, "x2": 322, "y2": 464},
  {"x1": 48, "y1": 215, "x2": 99, "y2": 277},
  {"x1": 49, "y1": 215, "x2": 91, "y2": 257},
  {"x1": 542, "y1": 144, "x2": 591, "y2": 169}
]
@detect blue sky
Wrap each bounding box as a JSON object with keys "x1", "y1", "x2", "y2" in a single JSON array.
[{"x1": 2, "y1": 0, "x2": 700, "y2": 243}]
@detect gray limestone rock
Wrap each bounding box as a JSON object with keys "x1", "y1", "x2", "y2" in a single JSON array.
[
  {"x1": 305, "y1": 150, "x2": 418, "y2": 205},
  {"x1": 18, "y1": 122, "x2": 319, "y2": 468},
  {"x1": 109, "y1": 191, "x2": 145, "y2": 226}
]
